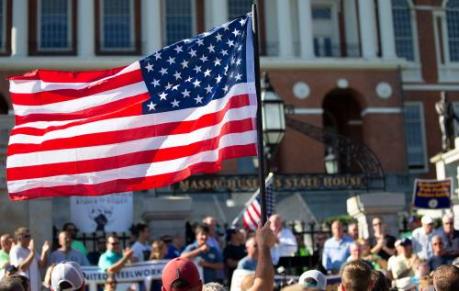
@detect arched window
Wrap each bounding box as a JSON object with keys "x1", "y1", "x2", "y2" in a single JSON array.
[
  {"x1": 164, "y1": 0, "x2": 194, "y2": 45},
  {"x1": 228, "y1": 0, "x2": 251, "y2": 20},
  {"x1": 446, "y1": 0, "x2": 459, "y2": 61},
  {"x1": 392, "y1": 0, "x2": 415, "y2": 61}
]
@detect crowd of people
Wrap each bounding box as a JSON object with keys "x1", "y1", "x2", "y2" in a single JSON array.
[{"x1": 0, "y1": 213, "x2": 459, "y2": 290}]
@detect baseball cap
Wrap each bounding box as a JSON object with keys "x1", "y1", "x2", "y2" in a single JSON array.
[
  {"x1": 395, "y1": 238, "x2": 412, "y2": 247},
  {"x1": 421, "y1": 215, "x2": 433, "y2": 225},
  {"x1": 51, "y1": 261, "x2": 85, "y2": 291},
  {"x1": 161, "y1": 258, "x2": 202, "y2": 291},
  {"x1": 298, "y1": 270, "x2": 326, "y2": 291}
]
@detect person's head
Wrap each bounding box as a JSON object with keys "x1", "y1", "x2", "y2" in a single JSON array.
[
  {"x1": 0, "y1": 276, "x2": 26, "y2": 291},
  {"x1": 58, "y1": 231, "x2": 72, "y2": 251},
  {"x1": 14, "y1": 228, "x2": 31, "y2": 248},
  {"x1": 421, "y1": 215, "x2": 434, "y2": 234},
  {"x1": 349, "y1": 242, "x2": 362, "y2": 260},
  {"x1": 195, "y1": 224, "x2": 209, "y2": 246},
  {"x1": 331, "y1": 220, "x2": 344, "y2": 239},
  {"x1": 226, "y1": 228, "x2": 241, "y2": 244},
  {"x1": 172, "y1": 235, "x2": 185, "y2": 248},
  {"x1": 298, "y1": 270, "x2": 327, "y2": 291},
  {"x1": 133, "y1": 223, "x2": 150, "y2": 242},
  {"x1": 269, "y1": 214, "x2": 283, "y2": 234},
  {"x1": 395, "y1": 238, "x2": 413, "y2": 257},
  {"x1": 414, "y1": 259, "x2": 429, "y2": 278},
  {"x1": 62, "y1": 223, "x2": 78, "y2": 239},
  {"x1": 370, "y1": 270, "x2": 390, "y2": 291},
  {"x1": 371, "y1": 217, "x2": 385, "y2": 235},
  {"x1": 202, "y1": 217, "x2": 217, "y2": 236},
  {"x1": 50, "y1": 261, "x2": 85, "y2": 291},
  {"x1": 245, "y1": 237, "x2": 257, "y2": 259},
  {"x1": 442, "y1": 213, "x2": 454, "y2": 234},
  {"x1": 150, "y1": 240, "x2": 167, "y2": 260},
  {"x1": 340, "y1": 260, "x2": 374, "y2": 291},
  {"x1": 0, "y1": 234, "x2": 13, "y2": 253},
  {"x1": 161, "y1": 258, "x2": 202, "y2": 291},
  {"x1": 433, "y1": 265, "x2": 459, "y2": 291},
  {"x1": 359, "y1": 239, "x2": 371, "y2": 257},
  {"x1": 348, "y1": 223, "x2": 358, "y2": 240},
  {"x1": 106, "y1": 235, "x2": 121, "y2": 253},
  {"x1": 432, "y1": 235, "x2": 444, "y2": 256},
  {"x1": 202, "y1": 282, "x2": 226, "y2": 291}
]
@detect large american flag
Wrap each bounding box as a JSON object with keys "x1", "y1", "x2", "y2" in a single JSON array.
[
  {"x1": 241, "y1": 173, "x2": 275, "y2": 230},
  {"x1": 6, "y1": 15, "x2": 257, "y2": 200}
]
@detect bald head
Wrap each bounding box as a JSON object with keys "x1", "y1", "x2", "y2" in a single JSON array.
[
  {"x1": 269, "y1": 214, "x2": 282, "y2": 234},
  {"x1": 245, "y1": 237, "x2": 257, "y2": 258}
]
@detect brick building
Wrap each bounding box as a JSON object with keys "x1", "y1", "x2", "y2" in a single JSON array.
[{"x1": 0, "y1": 0, "x2": 458, "y2": 239}]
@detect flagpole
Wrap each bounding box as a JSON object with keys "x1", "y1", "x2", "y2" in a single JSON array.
[{"x1": 252, "y1": 2, "x2": 268, "y2": 225}]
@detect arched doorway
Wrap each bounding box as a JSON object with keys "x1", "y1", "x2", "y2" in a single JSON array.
[{"x1": 322, "y1": 88, "x2": 364, "y2": 173}]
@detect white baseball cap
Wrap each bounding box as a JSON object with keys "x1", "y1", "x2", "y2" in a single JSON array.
[
  {"x1": 421, "y1": 215, "x2": 433, "y2": 225},
  {"x1": 298, "y1": 270, "x2": 326, "y2": 291},
  {"x1": 51, "y1": 261, "x2": 85, "y2": 291}
]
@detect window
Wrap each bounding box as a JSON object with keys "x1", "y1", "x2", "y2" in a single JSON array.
[
  {"x1": 228, "y1": 0, "x2": 251, "y2": 20},
  {"x1": 404, "y1": 103, "x2": 427, "y2": 171},
  {"x1": 97, "y1": 0, "x2": 140, "y2": 54},
  {"x1": 164, "y1": 0, "x2": 194, "y2": 46},
  {"x1": 38, "y1": 0, "x2": 72, "y2": 50},
  {"x1": 446, "y1": 0, "x2": 459, "y2": 61},
  {"x1": 312, "y1": 5, "x2": 338, "y2": 57},
  {"x1": 392, "y1": 0, "x2": 415, "y2": 61}
]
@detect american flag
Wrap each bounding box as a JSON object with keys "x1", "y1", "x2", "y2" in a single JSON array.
[
  {"x1": 6, "y1": 15, "x2": 258, "y2": 200},
  {"x1": 241, "y1": 173, "x2": 275, "y2": 230}
]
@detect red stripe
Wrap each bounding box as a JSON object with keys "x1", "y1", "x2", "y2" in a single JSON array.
[
  {"x1": 8, "y1": 66, "x2": 127, "y2": 82},
  {"x1": 11, "y1": 93, "x2": 148, "y2": 135},
  {"x1": 250, "y1": 202, "x2": 261, "y2": 217},
  {"x1": 11, "y1": 70, "x2": 144, "y2": 106},
  {"x1": 244, "y1": 208, "x2": 259, "y2": 230},
  {"x1": 7, "y1": 119, "x2": 255, "y2": 180},
  {"x1": 8, "y1": 94, "x2": 250, "y2": 155},
  {"x1": 8, "y1": 144, "x2": 257, "y2": 200}
]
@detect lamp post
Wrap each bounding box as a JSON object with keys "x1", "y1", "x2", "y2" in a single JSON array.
[
  {"x1": 261, "y1": 72, "x2": 286, "y2": 164},
  {"x1": 324, "y1": 146, "x2": 339, "y2": 174}
]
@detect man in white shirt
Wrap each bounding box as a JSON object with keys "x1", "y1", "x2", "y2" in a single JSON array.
[
  {"x1": 131, "y1": 223, "x2": 151, "y2": 262},
  {"x1": 412, "y1": 215, "x2": 439, "y2": 260},
  {"x1": 9, "y1": 227, "x2": 50, "y2": 291},
  {"x1": 269, "y1": 214, "x2": 297, "y2": 264}
]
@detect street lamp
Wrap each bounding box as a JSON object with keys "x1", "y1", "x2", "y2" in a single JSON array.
[
  {"x1": 261, "y1": 72, "x2": 286, "y2": 149},
  {"x1": 324, "y1": 146, "x2": 339, "y2": 174}
]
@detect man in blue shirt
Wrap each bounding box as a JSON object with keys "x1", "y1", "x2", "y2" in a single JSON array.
[
  {"x1": 322, "y1": 220, "x2": 353, "y2": 274},
  {"x1": 98, "y1": 235, "x2": 133, "y2": 272},
  {"x1": 237, "y1": 237, "x2": 257, "y2": 271},
  {"x1": 181, "y1": 224, "x2": 223, "y2": 283}
]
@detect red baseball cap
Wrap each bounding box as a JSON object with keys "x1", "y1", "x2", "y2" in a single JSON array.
[{"x1": 161, "y1": 258, "x2": 202, "y2": 291}]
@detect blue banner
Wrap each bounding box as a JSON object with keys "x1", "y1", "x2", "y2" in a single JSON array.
[{"x1": 413, "y1": 178, "x2": 452, "y2": 209}]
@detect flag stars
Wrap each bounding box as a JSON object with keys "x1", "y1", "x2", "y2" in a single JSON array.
[
  {"x1": 205, "y1": 85, "x2": 213, "y2": 94},
  {"x1": 214, "y1": 58, "x2": 222, "y2": 66},
  {"x1": 234, "y1": 73, "x2": 242, "y2": 81},
  {"x1": 172, "y1": 84, "x2": 180, "y2": 91},
  {"x1": 195, "y1": 95, "x2": 203, "y2": 104},
  {"x1": 193, "y1": 66, "x2": 202, "y2": 73},
  {"x1": 182, "y1": 89, "x2": 191, "y2": 98},
  {"x1": 174, "y1": 71, "x2": 182, "y2": 80},
  {"x1": 151, "y1": 79, "x2": 160, "y2": 87},
  {"x1": 185, "y1": 76, "x2": 193, "y2": 83},
  {"x1": 236, "y1": 58, "x2": 242, "y2": 66},
  {"x1": 147, "y1": 101, "x2": 156, "y2": 111},
  {"x1": 227, "y1": 40, "x2": 235, "y2": 47},
  {"x1": 200, "y1": 55, "x2": 208, "y2": 62},
  {"x1": 222, "y1": 23, "x2": 230, "y2": 30},
  {"x1": 208, "y1": 44, "x2": 215, "y2": 53},
  {"x1": 145, "y1": 62, "x2": 154, "y2": 72},
  {"x1": 215, "y1": 33, "x2": 223, "y2": 41},
  {"x1": 223, "y1": 85, "x2": 229, "y2": 92},
  {"x1": 232, "y1": 29, "x2": 240, "y2": 37},
  {"x1": 204, "y1": 69, "x2": 212, "y2": 77},
  {"x1": 154, "y1": 51, "x2": 161, "y2": 60},
  {"x1": 221, "y1": 49, "x2": 228, "y2": 56},
  {"x1": 171, "y1": 99, "x2": 180, "y2": 108},
  {"x1": 167, "y1": 57, "x2": 176, "y2": 65},
  {"x1": 160, "y1": 67, "x2": 168, "y2": 75},
  {"x1": 196, "y1": 39, "x2": 204, "y2": 46},
  {"x1": 215, "y1": 75, "x2": 222, "y2": 83},
  {"x1": 193, "y1": 79, "x2": 201, "y2": 88},
  {"x1": 165, "y1": 82, "x2": 173, "y2": 90},
  {"x1": 181, "y1": 60, "x2": 189, "y2": 68},
  {"x1": 159, "y1": 92, "x2": 168, "y2": 101},
  {"x1": 174, "y1": 45, "x2": 183, "y2": 53},
  {"x1": 189, "y1": 48, "x2": 197, "y2": 57},
  {"x1": 239, "y1": 18, "x2": 247, "y2": 26}
]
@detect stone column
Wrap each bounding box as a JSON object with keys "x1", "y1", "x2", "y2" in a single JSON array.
[
  {"x1": 358, "y1": 0, "x2": 378, "y2": 58},
  {"x1": 344, "y1": 0, "x2": 359, "y2": 57},
  {"x1": 142, "y1": 0, "x2": 162, "y2": 54},
  {"x1": 11, "y1": 0, "x2": 27, "y2": 56},
  {"x1": 298, "y1": 0, "x2": 314, "y2": 59},
  {"x1": 347, "y1": 192, "x2": 405, "y2": 238},
  {"x1": 211, "y1": 0, "x2": 228, "y2": 27},
  {"x1": 277, "y1": 0, "x2": 293, "y2": 57},
  {"x1": 377, "y1": 0, "x2": 396, "y2": 59},
  {"x1": 78, "y1": 0, "x2": 94, "y2": 57}
]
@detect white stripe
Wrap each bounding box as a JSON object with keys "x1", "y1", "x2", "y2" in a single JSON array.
[
  {"x1": 9, "y1": 62, "x2": 140, "y2": 94},
  {"x1": 8, "y1": 106, "x2": 257, "y2": 167},
  {"x1": 7, "y1": 132, "x2": 257, "y2": 193},
  {"x1": 12, "y1": 82, "x2": 148, "y2": 116},
  {"x1": 9, "y1": 83, "x2": 256, "y2": 143},
  {"x1": 243, "y1": 212, "x2": 257, "y2": 230}
]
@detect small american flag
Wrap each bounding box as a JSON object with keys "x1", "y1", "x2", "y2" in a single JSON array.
[
  {"x1": 6, "y1": 15, "x2": 257, "y2": 200},
  {"x1": 241, "y1": 173, "x2": 275, "y2": 230}
]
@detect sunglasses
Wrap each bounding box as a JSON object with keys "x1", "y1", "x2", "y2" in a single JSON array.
[
  {"x1": 22, "y1": 234, "x2": 31, "y2": 239},
  {"x1": 109, "y1": 242, "x2": 119, "y2": 246}
]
